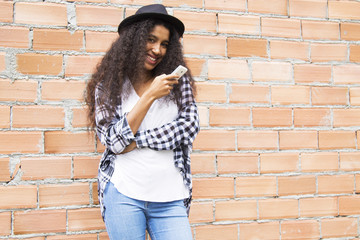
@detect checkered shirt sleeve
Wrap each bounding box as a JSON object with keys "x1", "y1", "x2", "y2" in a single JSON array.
[{"x1": 135, "y1": 76, "x2": 199, "y2": 151}]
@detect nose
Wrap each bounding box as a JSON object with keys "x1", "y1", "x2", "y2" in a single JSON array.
[{"x1": 152, "y1": 44, "x2": 160, "y2": 55}]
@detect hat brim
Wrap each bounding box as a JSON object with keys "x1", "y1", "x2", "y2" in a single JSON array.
[{"x1": 118, "y1": 12, "x2": 185, "y2": 37}]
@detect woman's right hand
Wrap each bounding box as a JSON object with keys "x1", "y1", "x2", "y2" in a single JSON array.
[{"x1": 145, "y1": 74, "x2": 179, "y2": 100}]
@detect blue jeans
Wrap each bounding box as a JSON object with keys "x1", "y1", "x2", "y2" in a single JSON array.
[{"x1": 103, "y1": 182, "x2": 193, "y2": 240}]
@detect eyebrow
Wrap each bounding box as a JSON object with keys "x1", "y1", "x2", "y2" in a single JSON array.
[{"x1": 149, "y1": 34, "x2": 169, "y2": 44}]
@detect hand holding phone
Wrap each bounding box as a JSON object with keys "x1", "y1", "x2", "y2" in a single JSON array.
[{"x1": 171, "y1": 65, "x2": 188, "y2": 80}]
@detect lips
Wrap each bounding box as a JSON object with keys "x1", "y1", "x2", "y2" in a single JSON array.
[{"x1": 146, "y1": 54, "x2": 158, "y2": 65}]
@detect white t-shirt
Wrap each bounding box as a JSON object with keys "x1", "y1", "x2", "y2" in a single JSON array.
[{"x1": 110, "y1": 80, "x2": 189, "y2": 202}]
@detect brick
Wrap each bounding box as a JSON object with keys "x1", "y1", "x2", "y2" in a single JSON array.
[
  {"x1": 302, "y1": 20, "x2": 339, "y2": 40},
  {"x1": 252, "y1": 61, "x2": 292, "y2": 82},
  {"x1": 278, "y1": 175, "x2": 316, "y2": 196},
  {"x1": 259, "y1": 198, "x2": 298, "y2": 219},
  {"x1": 42, "y1": 80, "x2": 86, "y2": 101},
  {"x1": 92, "y1": 182, "x2": 99, "y2": 205},
  {"x1": 0, "y1": 79, "x2": 37, "y2": 102},
  {"x1": 350, "y1": 45, "x2": 360, "y2": 62},
  {"x1": 300, "y1": 197, "x2": 337, "y2": 217},
  {"x1": 334, "y1": 109, "x2": 360, "y2": 127},
  {"x1": 189, "y1": 201, "x2": 213, "y2": 223},
  {"x1": 301, "y1": 152, "x2": 339, "y2": 172},
  {"x1": 228, "y1": 38, "x2": 267, "y2": 58},
  {"x1": 15, "y1": 2, "x2": 67, "y2": 26},
  {"x1": 261, "y1": 18, "x2": 301, "y2": 38},
  {"x1": 198, "y1": 106, "x2": 208, "y2": 127},
  {"x1": 73, "y1": 155, "x2": 100, "y2": 179},
  {"x1": 14, "y1": 210, "x2": 66, "y2": 234},
  {"x1": 341, "y1": 22, "x2": 360, "y2": 41},
  {"x1": 21, "y1": 156, "x2": 71, "y2": 180},
  {"x1": 248, "y1": 0, "x2": 287, "y2": 15},
  {"x1": 174, "y1": 11, "x2": 216, "y2": 32},
  {"x1": 270, "y1": 40, "x2": 309, "y2": 61},
  {"x1": 45, "y1": 131, "x2": 95, "y2": 153},
  {"x1": 350, "y1": 87, "x2": 360, "y2": 106},
  {"x1": 311, "y1": 43, "x2": 347, "y2": 62},
  {"x1": 0, "y1": 158, "x2": 10, "y2": 182},
  {"x1": 76, "y1": 5, "x2": 123, "y2": 27},
  {"x1": 252, "y1": 107, "x2": 292, "y2": 127},
  {"x1": 208, "y1": 59, "x2": 250, "y2": 80},
  {"x1": 294, "y1": 108, "x2": 331, "y2": 127},
  {"x1": 195, "y1": 82, "x2": 227, "y2": 103},
  {"x1": 0, "y1": 212, "x2": 11, "y2": 235},
  {"x1": 68, "y1": 208, "x2": 105, "y2": 231},
  {"x1": 0, "y1": 106, "x2": 10, "y2": 128},
  {"x1": 97, "y1": 138, "x2": 106, "y2": 153},
  {"x1": 318, "y1": 174, "x2": 354, "y2": 194},
  {"x1": 0, "y1": 185, "x2": 37, "y2": 209},
  {"x1": 72, "y1": 107, "x2": 88, "y2": 128},
  {"x1": 65, "y1": 55, "x2": 102, "y2": 77},
  {"x1": 280, "y1": 130, "x2": 318, "y2": 150},
  {"x1": 85, "y1": 31, "x2": 118, "y2": 52},
  {"x1": 239, "y1": 222, "x2": 280, "y2": 240},
  {"x1": 193, "y1": 130, "x2": 235, "y2": 151},
  {"x1": 209, "y1": 107, "x2": 250, "y2": 127},
  {"x1": 334, "y1": 65, "x2": 360, "y2": 85},
  {"x1": 340, "y1": 152, "x2": 360, "y2": 171},
  {"x1": 294, "y1": 64, "x2": 331, "y2": 83},
  {"x1": 195, "y1": 224, "x2": 238, "y2": 240},
  {"x1": 183, "y1": 35, "x2": 226, "y2": 56},
  {"x1": 162, "y1": 0, "x2": 203, "y2": 8},
  {"x1": 39, "y1": 183, "x2": 90, "y2": 207},
  {"x1": 289, "y1": 0, "x2": 327, "y2": 18},
  {"x1": 218, "y1": 153, "x2": 258, "y2": 174},
  {"x1": 215, "y1": 200, "x2": 257, "y2": 221},
  {"x1": 17, "y1": 53, "x2": 63, "y2": 75},
  {"x1": 33, "y1": 29, "x2": 83, "y2": 51},
  {"x1": 229, "y1": 84, "x2": 269, "y2": 104},
  {"x1": 218, "y1": 14, "x2": 260, "y2": 35},
  {"x1": 281, "y1": 220, "x2": 320, "y2": 240},
  {"x1": 99, "y1": 232, "x2": 110, "y2": 240},
  {"x1": 12, "y1": 105, "x2": 64, "y2": 128},
  {"x1": 0, "y1": 26, "x2": 28, "y2": 48},
  {"x1": 110, "y1": 0, "x2": 152, "y2": 4},
  {"x1": 0, "y1": 131, "x2": 42, "y2": 154},
  {"x1": 236, "y1": 176, "x2": 276, "y2": 197},
  {"x1": 0, "y1": 1, "x2": 13, "y2": 23},
  {"x1": 312, "y1": 86, "x2": 348, "y2": 105},
  {"x1": 260, "y1": 152, "x2": 299, "y2": 173},
  {"x1": 0, "y1": 52, "x2": 5, "y2": 72},
  {"x1": 47, "y1": 234, "x2": 98, "y2": 240},
  {"x1": 339, "y1": 196, "x2": 360, "y2": 215},
  {"x1": 238, "y1": 131, "x2": 278, "y2": 150},
  {"x1": 184, "y1": 58, "x2": 206, "y2": 77},
  {"x1": 319, "y1": 131, "x2": 356, "y2": 150},
  {"x1": 329, "y1": 0, "x2": 360, "y2": 20},
  {"x1": 283, "y1": 85, "x2": 315, "y2": 108},
  {"x1": 357, "y1": 175, "x2": 360, "y2": 193},
  {"x1": 192, "y1": 178, "x2": 234, "y2": 199},
  {"x1": 191, "y1": 154, "x2": 215, "y2": 175},
  {"x1": 321, "y1": 217, "x2": 358, "y2": 238},
  {"x1": 204, "y1": 0, "x2": 246, "y2": 11}
]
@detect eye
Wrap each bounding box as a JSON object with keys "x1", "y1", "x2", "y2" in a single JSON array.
[
  {"x1": 147, "y1": 38, "x2": 155, "y2": 43},
  {"x1": 161, "y1": 42, "x2": 169, "y2": 48}
]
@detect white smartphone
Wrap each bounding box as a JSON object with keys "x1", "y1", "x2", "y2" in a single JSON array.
[{"x1": 171, "y1": 65, "x2": 188, "y2": 79}]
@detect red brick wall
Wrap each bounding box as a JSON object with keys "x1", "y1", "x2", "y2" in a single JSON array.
[{"x1": 1, "y1": 0, "x2": 360, "y2": 239}]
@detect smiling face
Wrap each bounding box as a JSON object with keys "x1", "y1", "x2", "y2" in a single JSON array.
[{"x1": 144, "y1": 24, "x2": 170, "y2": 72}]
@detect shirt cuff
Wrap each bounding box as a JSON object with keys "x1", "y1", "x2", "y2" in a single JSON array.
[{"x1": 134, "y1": 130, "x2": 148, "y2": 148}]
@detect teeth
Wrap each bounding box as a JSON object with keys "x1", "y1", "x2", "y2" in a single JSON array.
[{"x1": 148, "y1": 56, "x2": 156, "y2": 61}]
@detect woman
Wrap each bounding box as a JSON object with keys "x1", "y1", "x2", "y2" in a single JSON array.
[{"x1": 85, "y1": 4, "x2": 199, "y2": 240}]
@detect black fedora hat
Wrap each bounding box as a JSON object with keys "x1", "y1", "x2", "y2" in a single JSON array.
[{"x1": 118, "y1": 4, "x2": 185, "y2": 37}]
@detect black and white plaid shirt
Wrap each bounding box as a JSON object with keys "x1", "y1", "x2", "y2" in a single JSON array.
[{"x1": 95, "y1": 76, "x2": 199, "y2": 220}]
